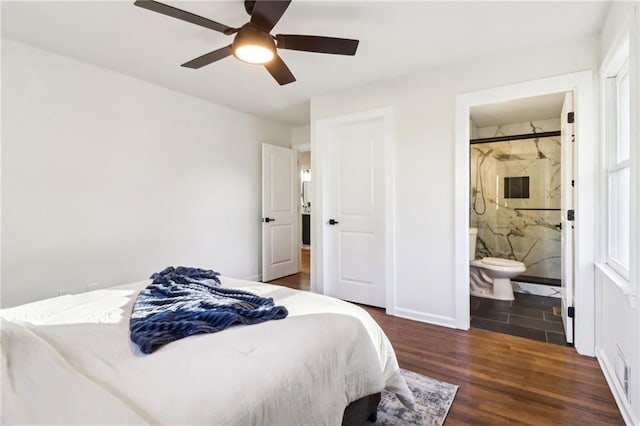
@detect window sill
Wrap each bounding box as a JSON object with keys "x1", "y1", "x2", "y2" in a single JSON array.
[{"x1": 595, "y1": 263, "x2": 637, "y2": 308}]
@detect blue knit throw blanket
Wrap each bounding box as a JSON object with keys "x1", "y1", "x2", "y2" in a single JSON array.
[{"x1": 130, "y1": 266, "x2": 288, "y2": 354}]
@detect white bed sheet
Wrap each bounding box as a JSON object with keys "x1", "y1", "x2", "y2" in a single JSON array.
[{"x1": 1, "y1": 277, "x2": 413, "y2": 425}]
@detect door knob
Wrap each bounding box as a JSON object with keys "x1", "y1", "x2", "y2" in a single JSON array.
[
  {"x1": 263, "y1": 217, "x2": 275, "y2": 223},
  {"x1": 328, "y1": 219, "x2": 339, "y2": 225}
]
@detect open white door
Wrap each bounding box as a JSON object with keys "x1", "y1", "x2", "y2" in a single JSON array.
[
  {"x1": 262, "y1": 143, "x2": 299, "y2": 282},
  {"x1": 325, "y1": 117, "x2": 386, "y2": 307},
  {"x1": 560, "y1": 91, "x2": 575, "y2": 344}
]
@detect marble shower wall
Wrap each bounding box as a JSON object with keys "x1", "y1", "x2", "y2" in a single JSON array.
[{"x1": 470, "y1": 119, "x2": 562, "y2": 280}]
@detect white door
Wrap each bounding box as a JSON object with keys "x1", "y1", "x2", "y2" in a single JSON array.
[
  {"x1": 560, "y1": 92, "x2": 575, "y2": 344},
  {"x1": 325, "y1": 118, "x2": 386, "y2": 307},
  {"x1": 262, "y1": 143, "x2": 299, "y2": 282}
]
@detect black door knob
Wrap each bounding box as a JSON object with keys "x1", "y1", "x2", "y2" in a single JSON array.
[
  {"x1": 263, "y1": 217, "x2": 275, "y2": 223},
  {"x1": 328, "y1": 219, "x2": 339, "y2": 225}
]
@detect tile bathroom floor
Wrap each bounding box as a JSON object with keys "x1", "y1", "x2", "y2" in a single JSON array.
[{"x1": 470, "y1": 293, "x2": 568, "y2": 346}]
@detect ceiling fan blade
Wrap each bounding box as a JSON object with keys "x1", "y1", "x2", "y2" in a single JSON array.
[
  {"x1": 250, "y1": 0, "x2": 291, "y2": 32},
  {"x1": 134, "y1": 0, "x2": 234, "y2": 34},
  {"x1": 276, "y1": 35, "x2": 359, "y2": 55},
  {"x1": 181, "y1": 45, "x2": 233, "y2": 69},
  {"x1": 264, "y1": 55, "x2": 296, "y2": 86}
]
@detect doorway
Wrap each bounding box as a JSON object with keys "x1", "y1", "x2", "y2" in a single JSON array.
[
  {"x1": 467, "y1": 92, "x2": 573, "y2": 346},
  {"x1": 454, "y1": 71, "x2": 596, "y2": 356},
  {"x1": 299, "y1": 152, "x2": 311, "y2": 275}
]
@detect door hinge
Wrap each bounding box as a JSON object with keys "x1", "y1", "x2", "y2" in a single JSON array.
[
  {"x1": 571, "y1": 179, "x2": 575, "y2": 187},
  {"x1": 568, "y1": 112, "x2": 575, "y2": 123},
  {"x1": 568, "y1": 306, "x2": 575, "y2": 318},
  {"x1": 567, "y1": 209, "x2": 575, "y2": 221}
]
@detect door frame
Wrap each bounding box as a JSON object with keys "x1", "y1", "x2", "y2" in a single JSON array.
[
  {"x1": 312, "y1": 107, "x2": 396, "y2": 314},
  {"x1": 560, "y1": 91, "x2": 575, "y2": 344},
  {"x1": 454, "y1": 70, "x2": 596, "y2": 356}
]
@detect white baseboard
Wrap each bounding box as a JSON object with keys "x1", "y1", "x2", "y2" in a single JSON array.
[
  {"x1": 393, "y1": 308, "x2": 457, "y2": 329},
  {"x1": 597, "y1": 348, "x2": 638, "y2": 425},
  {"x1": 242, "y1": 274, "x2": 262, "y2": 282}
]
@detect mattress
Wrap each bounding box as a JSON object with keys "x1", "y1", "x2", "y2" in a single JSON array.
[{"x1": 1, "y1": 276, "x2": 413, "y2": 425}]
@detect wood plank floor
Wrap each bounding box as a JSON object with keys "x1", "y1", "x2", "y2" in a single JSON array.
[
  {"x1": 268, "y1": 271, "x2": 624, "y2": 425},
  {"x1": 300, "y1": 248, "x2": 310, "y2": 273}
]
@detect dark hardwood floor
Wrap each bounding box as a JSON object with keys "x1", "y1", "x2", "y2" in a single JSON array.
[
  {"x1": 364, "y1": 306, "x2": 623, "y2": 425},
  {"x1": 271, "y1": 271, "x2": 310, "y2": 291},
  {"x1": 268, "y1": 269, "x2": 624, "y2": 425}
]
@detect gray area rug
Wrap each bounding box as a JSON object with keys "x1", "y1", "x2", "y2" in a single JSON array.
[{"x1": 372, "y1": 368, "x2": 458, "y2": 426}]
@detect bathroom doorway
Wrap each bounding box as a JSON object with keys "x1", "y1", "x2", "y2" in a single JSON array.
[
  {"x1": 454, "y1": 71, "x2": 596, "y2": 355},
  {"x1": 467, "y1": 92, "x2": 574, "y2": 346}
]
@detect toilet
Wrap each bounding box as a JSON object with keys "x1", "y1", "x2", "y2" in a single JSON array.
[{"x1": 469, "y1": 227, "x2": 526, "y2": 301}]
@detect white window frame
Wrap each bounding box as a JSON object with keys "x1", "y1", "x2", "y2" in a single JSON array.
[{"x1": 605, "y1": 59, "x2": 631, "y2": 280}]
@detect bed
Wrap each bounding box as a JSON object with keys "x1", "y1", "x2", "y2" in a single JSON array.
[{"x1": 1, "y1": 276, "x2": 413, "y2": 425}]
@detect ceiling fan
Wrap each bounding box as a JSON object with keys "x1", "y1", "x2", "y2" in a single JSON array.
[{"x1": 133, "y1": 0, "x2": 360, "y2": 85}]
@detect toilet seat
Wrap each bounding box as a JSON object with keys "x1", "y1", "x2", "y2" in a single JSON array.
[
  {"x1": 480, "y1": 257, "x2": 525, "y2": 268},
  {"x1": 471, "y1": 258, "x2": 526, "y2": 274}
]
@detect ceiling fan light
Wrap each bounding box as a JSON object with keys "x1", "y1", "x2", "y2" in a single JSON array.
[
  {"x1": 234, "y1": 45, "x2": 274, "y2": 64},
  {"x1": 232, "y1": 23, "x2": 277, "y2": 65}
]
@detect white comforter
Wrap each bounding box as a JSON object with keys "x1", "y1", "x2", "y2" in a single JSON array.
[{"x1": 1, "y1": 277, "x2": 413, "y2": 425}]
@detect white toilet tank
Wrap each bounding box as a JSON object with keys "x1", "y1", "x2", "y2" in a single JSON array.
[{"x1": 469, "y1": 227, "x2": 478, "y2": 260}]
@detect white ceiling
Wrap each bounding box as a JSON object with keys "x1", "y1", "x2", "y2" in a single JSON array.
[
  {"x1": 1, "y1": 1, "x2": 610, "y2": 125},
  {"x1": 470, "y1": 92, "x2": 567, "y2": 128}
]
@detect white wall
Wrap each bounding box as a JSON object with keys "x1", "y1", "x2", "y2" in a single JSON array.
[
  {"x1": 595, "y1": 3, "x2": 640, "y2": 425},
  {"x1": 1, "y1": 39, "x2": 291, "y2": 307},
  {"x1": 470, "y1": 120, "x2": 478, "y2": 139},
  {"x1": 291, "y1": 125, "x2": 310, "y2": 147},
  {"x1": 311, "y1": 35, "x2": 599, "y2": 326}
]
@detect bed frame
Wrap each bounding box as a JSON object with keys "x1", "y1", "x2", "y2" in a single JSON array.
[{"x1": 341, "y1": 392, "x2": 381, "y2": 425}]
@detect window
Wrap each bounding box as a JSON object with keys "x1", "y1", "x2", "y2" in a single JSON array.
[{"x1": 605, "y1": 59, "x2": 631, "y2": 278}]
